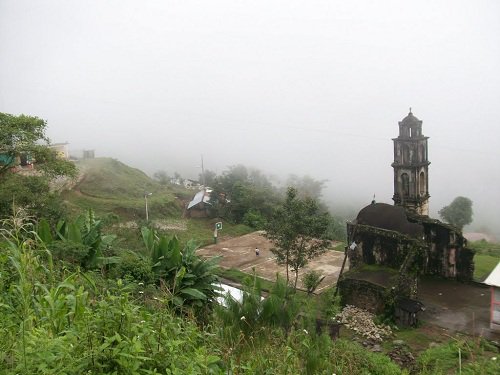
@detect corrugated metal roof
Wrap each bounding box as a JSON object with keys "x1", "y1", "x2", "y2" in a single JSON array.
[
  {"x1": 187, "y1": 189, "x2": 211, "y2": 209},
  {"x1": 484, "y1": 261, "x2": 500, "y2": 287}
]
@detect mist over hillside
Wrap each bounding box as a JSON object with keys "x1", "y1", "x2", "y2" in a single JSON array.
[
  {"x1": 2, "y1": 0, "x2": 499, "y2": 237},
  {"x1": 114, "y1": 154, "x2": 496, "y2": 237}
]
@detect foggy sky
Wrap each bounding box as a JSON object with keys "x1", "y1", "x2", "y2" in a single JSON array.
[{"x1": 1, "y1": 1, "x2": 499, "y2": 233}]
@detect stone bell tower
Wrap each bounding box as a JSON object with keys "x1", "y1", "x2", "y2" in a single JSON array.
[{"x1": 392, "y1": 109, "x2": 430, "y2": 216}]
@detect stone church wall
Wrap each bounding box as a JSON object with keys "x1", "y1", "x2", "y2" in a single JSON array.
[{"x1": 347, "y1": 219, "x2": 475, "y2": 281}]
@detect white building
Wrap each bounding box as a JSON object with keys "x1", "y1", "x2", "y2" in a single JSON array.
[{"x1": 484, "y1": 262, "x2": 500, "y2": 331}]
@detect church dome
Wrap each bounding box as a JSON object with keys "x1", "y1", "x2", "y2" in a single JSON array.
[{"x1": 400, "y1": 111, "x2": 421, "y2": 125}]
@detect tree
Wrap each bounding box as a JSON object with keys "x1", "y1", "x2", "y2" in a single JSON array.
[
  {"x1": 0, "y1": 173, "x2": 65, "y2": 223},
  {"x1": 265, "y1": 187, "x2": 329, "y2": 289},
  {"x1": 285, "y1": 174, "x2": 327, "y2": 199},
  {"x1": 209, "y1": 164, "x2": 280, "y2": 225},
  {"x1": 438, "y1": 196, "x2": 473, "y2": 231},
  {"x1": 0, "y1": 112, "x2": 76, "y2": 178},
  {"x1": 153, "y1": 170, "x2": 170, "y2": 185},
  {"x1": 0, "y1": 112, "x2": 76, "y2": 220}
]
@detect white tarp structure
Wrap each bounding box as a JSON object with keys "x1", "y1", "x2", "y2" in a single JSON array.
[
  {"x1": 484, "y1": 261, "x2": 500, "y2": 331},
  {"x1": 215, "y1": 283, "x2": 264, "y2": 307},
  {"x1": 216, "y1": 283, "x2": 244, "y2": 306}
]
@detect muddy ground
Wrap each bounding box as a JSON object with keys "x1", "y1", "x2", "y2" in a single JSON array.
[
  {"x1": 198, "y1": 231, "x2": 500, "y2": 339},
  {"x1": 418, "y1": 277, "x2": 499, "y2": 340}
]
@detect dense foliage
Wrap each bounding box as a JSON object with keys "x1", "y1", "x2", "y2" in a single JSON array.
[
  {"x1": 0, "y1": 209, "x2": 498, "y2": 374},
  {"x1": 0, "y1": 112, "x2": 76, "y2": 222},
  {"x1": 142, "y1": 226, "x2": 220, "y2": 315},
  {"x1": 0, "y1": 173, "x2": 66, "y2": 224},
  {"x1": 209, "y1": 165, "x2": 281, "y2": 227},
  {"x1": 0, "y1": 112, "x2": 74, "y2": 178},
  {"x1": 438, "y1": 196, "x2": 473, "y2": 230}
]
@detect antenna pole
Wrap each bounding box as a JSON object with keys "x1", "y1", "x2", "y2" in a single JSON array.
[{"x1": 201, "y1": 155, "x2": 206, "y2": 186}]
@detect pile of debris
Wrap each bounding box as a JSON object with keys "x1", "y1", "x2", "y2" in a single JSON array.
[
  {"x1": 388, "y1": 344, "x2": 416, "y2": 371},
  {"x1": 335, "y1": 305, "x2": 393, "y2": 342}
]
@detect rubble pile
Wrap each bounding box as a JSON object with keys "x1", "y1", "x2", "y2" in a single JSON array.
[
  {"x1": 388, "y1": 346, "x2": 416, "y2": 371},
  {"x1": 335, "y1": 305, "x2": 392, "y2": 342}
]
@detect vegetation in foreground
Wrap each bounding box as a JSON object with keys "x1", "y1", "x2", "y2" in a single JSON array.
[
  {"x1": 0, "y1": 210, "x2": 498, "y2": 374},
  {"x1": 1, "y1": 111, "x2": 498, "y2": 373}
]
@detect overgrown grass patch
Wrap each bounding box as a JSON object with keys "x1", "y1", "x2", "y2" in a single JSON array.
[
  {"x1": 469, "y1": 240, "x2": 500, "y2": 257},
  {"x1": 416, "y1": 336, "x2": 500, "y2": 375},
  {"x1": 391, "y1": 327, "x2": 444, "y2": 352},
  {"x1": 474, "y1": 254, "x2": 499, "y2": 281},
  {"x1": 217, "y1": 267, "x2": 276, "y2": 291},
  {"x1": 173, "y1": 219, "x2": 253, "y2": 247}
]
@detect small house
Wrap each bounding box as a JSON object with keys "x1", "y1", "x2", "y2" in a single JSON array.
[
  {"x1": 484, "y1": 261, "x2": 500, "y2": 331},
  {"x1": 186, "y1": 188, "x2": 212, "y2": 218},
  {"x1": 48, "y1": 142, "x2": 69, "y2": 159}
]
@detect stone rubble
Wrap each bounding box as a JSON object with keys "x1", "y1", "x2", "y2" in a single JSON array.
[
  {"x1": 388, "y1": 345, "x2": 416, "y2": 371},
  {"x1": 335, "y1": 305, "x2": 393, "y2": 343}
]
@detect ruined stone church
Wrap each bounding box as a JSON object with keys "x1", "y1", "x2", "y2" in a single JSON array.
[{"x1": 340, "y1": 110, "x2": 475, "y2": 324}]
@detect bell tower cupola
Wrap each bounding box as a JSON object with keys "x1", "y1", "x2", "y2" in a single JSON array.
[{"x1": 392, "y1": 109, "x2": 430, "y2": 215}]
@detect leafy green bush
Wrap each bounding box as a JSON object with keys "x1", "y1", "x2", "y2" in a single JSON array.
[
  {"x1": 111, "y1": 250, "x2": 154, "y2": 284},
  {"x1": 47, "y1": 240, "x2": 90, "y2": 265},
  {"x1": 142, "y1": 227, "x2": 221, "y2": 315},
  {"x1": 242, "y1": 208, "x2": 267, "y2": 229},
  {"x1": 303, "y1": 270, "x2": 324, "y2": 294}
]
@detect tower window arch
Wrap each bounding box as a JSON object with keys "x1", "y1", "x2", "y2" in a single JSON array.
[
  {"x1": 419, "y1": 144, "x2": 426, "y2": 162},
  {"x1": 419, "y1": 171, "x2": 426, "y2": 195},
  {"x1": 402, "y1": 145, "x2": 410, "y2": 164},
  {"x1": 401, "y1": 173, "x2": 410, "y2": 197}
]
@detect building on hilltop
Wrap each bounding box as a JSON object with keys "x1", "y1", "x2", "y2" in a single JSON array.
[
  {"x1": 338, "y1": 110, "x2": 475, "y2": 326},
  {"x1": 48, "y1": 142, "x2": 69, "y2": 160}
]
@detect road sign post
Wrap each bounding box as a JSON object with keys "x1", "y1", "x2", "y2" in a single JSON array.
[{"x1": 214, "y1": 222, "x2": 222, "y2": 244}]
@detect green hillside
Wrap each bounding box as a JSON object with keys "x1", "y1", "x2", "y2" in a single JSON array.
[
  {"x1": 62, "y1": 157, "x2": 183, "y2": 220},
  {"x1": 61, "y1": 157, "x2": 252, "y2": 248},
  {"x1": 76, "y1": 158, "x2": 158, "y2": 199}
]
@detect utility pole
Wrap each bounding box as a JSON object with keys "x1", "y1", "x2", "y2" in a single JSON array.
[
  {"x1": 144, "y1": 192, "x2": 152, "y2": 221},
  {"x1": 201, "y1": 154, "x2": 206, "y2": 187}
]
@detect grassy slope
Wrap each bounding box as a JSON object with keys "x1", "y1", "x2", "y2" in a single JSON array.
[
  {"x1": 470, "y1": 240, "x2": 500, "y2": 281},
  {"x1": 62, "y1": 158, "x2": 182, "y2": 219},
  {"x1": 62, "y1": 157, "x2": 252, "y2": 248}
]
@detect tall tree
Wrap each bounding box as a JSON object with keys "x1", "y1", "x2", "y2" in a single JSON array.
[
  {"x1": 209, "y1": 165, "x2": 280, "y2": 225},
  {"x1": 285, "y1": 174, "x2": 327, "y2": 199},
  {"x1": 265, "y1": 187, "x2": 329, "y2": 289},
  {"x1": 438, "y1": 196, "x2": 473, "y2": 231},
  {"x1": 0, "y1": 112, "x2": 76, "y2": 220},
  {"x1": 153, "y1": 170, "x2": 170, "y2": 185},
  {"x1": 0, "y1": 112, "x2": 76, "y2": 178}
]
